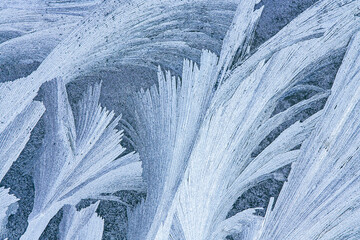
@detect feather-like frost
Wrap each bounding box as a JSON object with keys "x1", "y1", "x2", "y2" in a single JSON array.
[
  {"x1": 0, "y1": 96, "x2": 44, "y2": 239},
  {"x1": 256, "y1": 31, "x2": 360, "y2": 240},
  {"x1": 59, "y1": 202, "x2": 104, "y2": 240},
  {"x1": 0, "y1": 75, "x2": 44, "y2": 240},
  {"x1": 0, "y1": 0, "x2": 241, "y2": 139},
  {"x1": 0, "y1": 100, "x2": 45, "y2": 181},
  {"x1": 125, "y1": 0, "x2": 356, "y2": 238},
  {"x1": 159, "y1": 0, "x2": 359, "y2": 238},
  {"x1": 21, "y1": 78, "x2": 143, "y2": 240},
  {"x1": 126, "y1": 50, "x2": 218, "y2": 240},
  {"x1": 126, "y1": 1, "x2": 264, "y2": 239},
  {"x1": 170, "y1": 54, "x2": 321, "y2": 240},
  {"x1": 0, "y1": 0, "x2": 100, "y2": 82},
  {"x1": 220, "y1": 0, "x2": 360, "y2": 95}
]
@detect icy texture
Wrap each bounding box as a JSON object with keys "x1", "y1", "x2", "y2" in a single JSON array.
[
  {"x1": 212, "y1": 208, "x2": 263, "y2": 240},
  {"x1": 224, "y1": 0, "x2": 360, "y2": 93},
  {"x1": 255, "y1": 31, "x2": 360, "y2": 240},
  {"x1": 21, "y1": 79, "x2": 143, "y2": 240},
  {"x1": 0, "y1": 85, "x2": 44, "y2": 238},
  {"x1": 0, "y1": 0, "x2": 100, "y2": 82},
  {"x1": 0, "y1": 100, "x2": 45, "y2": 181},
  {"x1": 59, "y1": 202, "x2": 104, "y2": 240},
  {"x1": 0, "y1": 188, "x2": 18, "y2": 239},
  {"x1": 126, "y1": 51, "x2": 219, "y2": 240},
  {"x1": 126, "y1": 1, "x2": 263, "y2": 239},
  {"x1": 1, "y1": 0, "x2": 360, "y2": 239},
  {"x1": 0, "y1": 0, "x2": 241, "y2": 154},
  {"x1": 0, "y1": 0, "x2": 240, "y2": 115},
  {"x1": 126, "y1": 0, "x2": 360, "y2": 239},
  {"x1": 28, "y1": 0, "x2": 239, "y2": 82}
]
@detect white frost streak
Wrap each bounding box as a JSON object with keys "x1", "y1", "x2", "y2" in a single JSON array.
[
  {"x1": 4, "y1": 0, "x2": 240, "y2": 102},
  {"x1": 0, "y1": 188, "x2": 18, "y2": 239},
  {"x1": 0, "y1": 0, "x2": 100, "y2": 82},
  {"x1": 0, "y1": 94, "x2": 44, "y2": 239},
  {"x1": 256, "y1": 31, "x2": 360, "y2": 240},
  {"x1": 211, "y1": 208, "x2": 263, "y2": 240},
  {"x1": 0, "y1": 100, "x2": 45, "y2": 180},
  {"x1": 127, "y1": 50, "x2": 218, "y2": 240},
  {"x1": 171, "y1": 49, "x2": 320, "y2": 240},
  {"x1": 0, "y1": 0, "x2": 239, "y2": 135},
  {"x1": 127, "y1": 1, "x2": 263, "y2": 239},
  {"x1": 59, "y1": 202, "x2": 104, "y2": 240},
  {"x1": 126, "y1": 0, "x2": 360, "y2": 239},
  {"x1": 21, "y1": 78, "x2": 143, "y2": 240},
  {"x1": 224, "y1": 0, "x2": 360, "y2": 93},
  {"x1": 165, "y1": 0, "x2": 360, "y2": 239}
]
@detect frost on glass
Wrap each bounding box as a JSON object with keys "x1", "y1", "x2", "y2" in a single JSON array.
[
  {"x1": 0, "y1": 91, "x2": 44, "y2": 238},
  {"x1": 1, "y1": 0, "x2": 360, "y2": 239},
  {"x1": 59, "y1": 201, "x2": 104, "y2": 240},
  {"x1": 126, "y1": 0, "x2": 263, "y2": 239},
  {"x1": 0, "y1": 0, "x2": 101, "y2": 82},
  {"x1": 255, "y1": 31, "x2": 360, "y2": 240},
  {"x1": 125, "y1": 0, "x2": 360, "y2": 239},
  {"x1": 20, "y1": 79, "x2": 144, "y2": 240},
  {"x1": 126, "y1": 51, "x2": 219, "y2": 240},
  {"x1": 0, "y1": 0, "x2": 243, "y2": 132},
  {"x1": 0, "y1": 188, "x2": 18, "y2": 239}
]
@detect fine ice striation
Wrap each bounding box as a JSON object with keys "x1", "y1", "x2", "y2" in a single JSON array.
[
  {"x1": 21, "y1": 79, "x2": 143, "y2": 239},
  {"x1": 254, "y1": 31, "x2": 360, "y2": 240},
  {"x1": 59, "y1": 201, "x2": 104, "y2": 240},
  {"x1": 0, "y1": 0, "x2": 360, "y2": 239}
]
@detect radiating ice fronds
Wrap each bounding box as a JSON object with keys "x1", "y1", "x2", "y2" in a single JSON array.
[
  {"x1": 0, "y1": 100, "x2": 45, "y2": 181},
  {"x1": 0, "y1": 70, "x2": 44, "y2": 240},
  {"x1": 165, "y1": 7, "x2": 352, "y2": 236},
  {"x1": 0, "y1": 0, "x2": 101, "y2": 82},
  {"x1": 211, "y1": 208, "x2": 263, "y2": 240},
  {"x1": 20, "y1": 0, "x2": 239, "y2": 86},
  {"x1": 1, "y1": 0, "x2": 240, "y2": 122},
  {"x1": 127, "y1": 50, "x2": 218, "y2": 240},
  {"x1": 222, "y1": 0, "x2": 360, "y2": 90},
  {"x1": 0, "y1": 188, "x2": 18, "y2": 239},
  {"x1": 256, "y1": 31, "x2": 360, "y2": 240},
  {"x1": 126, "y1": 2, "x2": 264, "y2": 239},
  {"x1": 171, "y1": 53, "x2": 321, "y2": 240},
  {"x1": 59, "y1": 202, "x2": 103, "y2": 240},
  {"x1": 21, "y1": 78, "x2": 143, "y2": 240}
]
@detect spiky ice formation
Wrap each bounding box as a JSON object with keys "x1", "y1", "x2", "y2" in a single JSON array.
[
  {"x1": 255, "y1": 31, "x2": 360, "y2": 240},
  {"x1": 21, "y1": 79, "x2": 143, "y2": 240},
  {"x1": 59, "y1": 202, "x2": 104, "y2": 240}
]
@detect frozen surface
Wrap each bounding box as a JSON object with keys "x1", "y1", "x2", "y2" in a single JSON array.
[{"x1": 1, "y1": 0, "x2": 360, "y2": 239}]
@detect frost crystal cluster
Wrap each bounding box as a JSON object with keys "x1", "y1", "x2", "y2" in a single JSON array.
[{"x1": 0, "y1": 0, "x2": 360, "y2": 239}]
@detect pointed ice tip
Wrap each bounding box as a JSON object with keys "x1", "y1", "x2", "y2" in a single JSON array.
[
  {"x1": 88, "y1": 201, "x2": 101, "y2": 212},
  {"x1": 257, "y1": 5, "x2": 264, "y2": 13}
]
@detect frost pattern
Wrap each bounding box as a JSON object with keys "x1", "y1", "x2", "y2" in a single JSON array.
[
  {"x1": 21, "y1": 79, "x2": 143, "y2": 240},
  {"x1": 0, "y1": 188, "x2": 18, "y2": 239},
  {"x1": 0, "y1": 0, "x2": 360, "y2": 239},
  {"x1": 126, "y1": 0, "x2": 360, "y2": 239},
  {"x1": 59, "y1": 202, "x2": 104, "y2": 240},
  {"x1": 0, "y1": 85, "x2": 45, "y2": 238},
  {"x1": 0, "y1": 0, "x2": 241, "y2": 132},
  {"x1": 126, "y1": 1, "x2": 263, "y2": 238},
  {"x1": 0, "y1": 0, "x2": 101, "y2": 82},
  {"x1": 255, "y1": 31, "x2": 360, "y2": 240}
]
